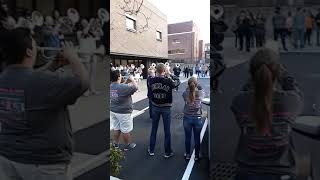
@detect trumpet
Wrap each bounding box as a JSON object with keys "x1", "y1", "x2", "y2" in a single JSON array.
[{"x1": 37, "y1": 47, "x2": 62, "y2": 52}]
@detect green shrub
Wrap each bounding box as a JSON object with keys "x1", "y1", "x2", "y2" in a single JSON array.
[{"x1": 110, "y1": 143, "x2": 124, "y2": 177}]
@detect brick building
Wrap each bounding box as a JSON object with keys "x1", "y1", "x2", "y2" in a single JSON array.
[
  {"x1": 204, "y1": 43, "x2": 210, "y2": 61},
  {"x1": 168, "y1": 21, "x2": 200, "y2": 63},
  {"x1": 199, "y1": 40, "x2": 204, "y2": 61},
  {"x1": 110, "y1": 0, "x2": 168, "y2": 68}
]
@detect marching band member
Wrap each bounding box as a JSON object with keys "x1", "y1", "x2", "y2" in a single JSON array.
[
  {"x1": 42, "y1": 16, "x2": 61, "y2": 58},
  {"x1": 77, "y1": 18, "x2": 101, "y2": 96}
]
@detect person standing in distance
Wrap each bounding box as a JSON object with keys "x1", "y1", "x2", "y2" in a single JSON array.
[{"x1": 148, "y1": 63, "x2": 180, "y2": 158}]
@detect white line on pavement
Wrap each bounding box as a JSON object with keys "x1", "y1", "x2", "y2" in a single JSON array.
[
  {"x1": 181, "y1": 118, "x2": 208, "y2": 180},
  {"x1": 132, "y1": 107, "x2": 149, "y2": 118}
]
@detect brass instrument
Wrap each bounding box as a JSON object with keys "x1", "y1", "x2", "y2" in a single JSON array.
[
  {"x1": 98, "y1": 8, "x2": 109, "y2": 23},
  {"x1": 31, "y1": 11, "x2": 44, "y2": 26},
  {"x1": 67, "y1": 8, "x2": 80, "y2": 25},
  {"x1": 211, "y1": 4, "x2": 224, "y2": 20}
]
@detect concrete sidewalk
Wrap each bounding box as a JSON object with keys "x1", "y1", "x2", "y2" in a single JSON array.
[{"x1": 221, "y1": 36, "x2": 320, "y2": 69}]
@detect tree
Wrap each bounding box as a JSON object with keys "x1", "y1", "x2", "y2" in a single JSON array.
[{"x1": 118, "y1": 0, "x2": 152, "y2": 33}]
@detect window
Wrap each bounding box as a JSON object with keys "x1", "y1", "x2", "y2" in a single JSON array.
[
  {"x1": 168, "y1": 49, "x2": 185, "y2": 54},
  {"x1": 156, "y1": 31, "x2": 162, "y2": 41},
  {"x1": 172, "y1": 39, "x2": 180, "y2": 44},
  {"x1": 126, "y1": 15, "x2": 136, "y2": 32}
]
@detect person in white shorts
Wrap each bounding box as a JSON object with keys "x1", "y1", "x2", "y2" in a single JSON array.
[{"x1": 110, "y1": 70, "x2": 138, "y2": 151}]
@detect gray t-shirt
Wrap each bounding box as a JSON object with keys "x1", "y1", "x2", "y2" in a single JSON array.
[
  {"x1": 231, "y1": 75, "x2": 303, "y2": 175},
  {"x1": 0, "y1": 66, "x2": 87, "y2": 164},
  {"x1": 110, "y1": 82, "x2": 138, "y2": 114},
  {"x1": 182, "y1": 86, "x2": 205, "y2": 117}
]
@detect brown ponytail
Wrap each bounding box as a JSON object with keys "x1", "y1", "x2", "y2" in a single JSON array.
[
  {"x1": 249, "y1": 49, "x2": 280, "y2": 134},
  {"x1": 188, "y1": 77, "x2": 197, "y2": 103}
]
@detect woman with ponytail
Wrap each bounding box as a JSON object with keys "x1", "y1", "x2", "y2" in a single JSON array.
[
  {"x1": 231, "y1": 48, "x2": 303, "y2": 180},
  {"x1": 182, "y1": 77, "x2": 205, "y2": 161}
]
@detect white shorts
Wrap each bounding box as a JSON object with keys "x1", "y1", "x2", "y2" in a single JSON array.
[{"x1": 110, "y1": 111, "x2": 133, "y2": 133}]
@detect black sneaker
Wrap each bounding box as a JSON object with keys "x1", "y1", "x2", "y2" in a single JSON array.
[
  {"x1": 112, "y1": 142, "x2": 119, "y2": 149},
  {"x1": 164, "y1": 152, "x2": 174, "y2": 159},
  {"x1": 194, "y1": 156, "x2": 201, "y2": 162},
  {"x1": 148, "y1": 149, "x2": 154, "y2": 156},
  {"x1": 124, "y1": 143, "x2": 136, "y2": 151},
  {"x1": 184, "y1": 153, "x2": 191, "y2": 160}
]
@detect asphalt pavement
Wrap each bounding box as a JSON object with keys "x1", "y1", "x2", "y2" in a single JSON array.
[
  {"x1": 210, "y1": 52, "x2": 320, "y2": 179},
  {"x1": 116, "y1": 78, "x2": 210, "y2": 180}
]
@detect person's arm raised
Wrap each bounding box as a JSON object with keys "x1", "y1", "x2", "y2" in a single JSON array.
[{"x1": 61, "y1": 41, "x2": 89, "y2": 89}]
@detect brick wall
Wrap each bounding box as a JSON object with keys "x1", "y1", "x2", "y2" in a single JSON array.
[{"x1": 110, "y1": 0, "x2": 168, "y2": 59}]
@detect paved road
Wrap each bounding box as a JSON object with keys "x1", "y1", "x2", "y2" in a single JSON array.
[
  {"x1": 116, "y1": 79, "x2": 210, "y2": 180},
  {"x1": 211, "y1": 52, "x2": 320, "y2": 179}
]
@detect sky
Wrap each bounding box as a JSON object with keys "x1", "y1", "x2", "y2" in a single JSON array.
[{"x1": 148, "y1": 0, "x2": 210, "y2": 44}]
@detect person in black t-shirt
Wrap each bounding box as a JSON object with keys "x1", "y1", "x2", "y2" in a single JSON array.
[{"x1": 0, "y1": 28, "x2": 89, "y2": 180}]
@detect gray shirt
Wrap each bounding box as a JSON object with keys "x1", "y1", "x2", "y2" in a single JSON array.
[
  {"x1": 110, "y1": 82, "x2": 138, "y2": 114},
  {"x1": 0, "y1": 66, "x2": 88, "y2": 164},
  {"x1": 231, "y1": 75, "x2": 303, "y2": 175},
  {"x1": 182, "y1": 86, "x2": 205, "y2": 117}
]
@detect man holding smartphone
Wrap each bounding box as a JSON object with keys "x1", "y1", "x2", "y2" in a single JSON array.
[
  {"x1": 0, "y1": 28, "x2": 89, "y2": 180},
  {"x1": 110, "y1": 71, "x2": 138, "y2": 151}
]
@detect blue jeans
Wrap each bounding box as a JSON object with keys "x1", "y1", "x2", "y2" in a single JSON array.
[
  {"x1": 235, "y1": 173, "x2": 294, "y2": 180},
  {"x1": 183, "y1": 115, "x2": 203, "y2": 157},
  {"x1": 149, "y1": 106, "x2": 172, "y2": 153},
  {"x1": 294, "y1": 28, "x2": 305, "y2": 48}
]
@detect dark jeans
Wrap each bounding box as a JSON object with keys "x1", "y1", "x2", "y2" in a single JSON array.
[
  {"x1": 149, "y1": 100, "x2": 153, "y2": 119},
  {"x1": 255, "y1": 32, "x2": 265, "y2": 48},
  {"x1": 239, "y1": 31, "x2": 251, "y2": 51},
  {"x1": 294, "y1": 28, "x2": 305, "y2": 48},
  {"x1": 305, "y1": 28, "x2": 312, "y2": 45},
  {"x1": 274, "y1": 28, "x2": 287, "y2": 49},
  {"x1": 149, "y1": 105, "x2": 172, "y2": 153},
  {"x1": 317, "y1": 27, "x2": 320, "y2": 45},
  {"x1": 183, "y1": 115, "x2": 203, "y2": 156}
]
